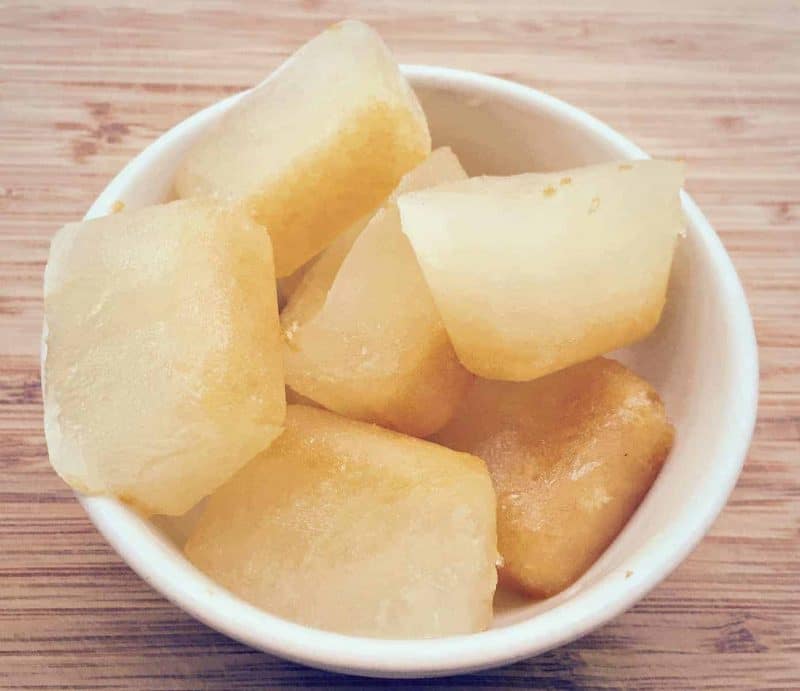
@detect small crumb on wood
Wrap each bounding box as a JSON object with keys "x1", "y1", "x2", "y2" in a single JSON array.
[
  {"x1": 625, "y1": 570, "x2": 633, "y2": 579},
  {"x1": 560, "y1": 176, "x2": 572, "y2": 185},
  {"x1": 111, "y1": 200, "x2": 125, "y2": 213},
  {"x1": 589, "y1": 196, "x2": 600, "y2": 213},
  {"x1": 618, "y1": 163, "x2": 633, "y2": 171},
  {"x1": 543, "y1": 185, "x2": 557, "y2": 197}
]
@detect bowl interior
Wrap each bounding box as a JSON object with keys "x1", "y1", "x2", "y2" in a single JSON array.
[{"x1": 80, "y1": 66, "x2": 757, "y2": 675}]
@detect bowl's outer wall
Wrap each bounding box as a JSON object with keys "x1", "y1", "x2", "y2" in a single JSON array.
[{"x1": 76, "y1": 66, "x2": 758, "y2": 677}]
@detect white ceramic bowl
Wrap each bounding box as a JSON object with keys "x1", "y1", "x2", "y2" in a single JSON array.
[{"x1": 77, "y1": 66, "x2": 758, "y2": 678}]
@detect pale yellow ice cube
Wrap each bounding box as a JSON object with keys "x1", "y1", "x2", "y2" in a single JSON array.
[
  {"x1": 434, "y1": 358, "x2": 673, "y2": 597},
  {"x1": 281, "y1": 148, "x2": 473, "y2": 437},
  {"x1": 185, "y1": 405, "x2": 497, "y2": 638},
  {"x1": 175, "y1": 20, "x2": 431, "y2": 277},
  {"x1": 43, "y1": 199, "x2": 286, "y2": 515},
  {"x1": 399, "y1": 160, "x2": 684, "y2": 380}
]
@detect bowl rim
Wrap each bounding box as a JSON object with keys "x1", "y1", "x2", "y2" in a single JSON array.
[{"x1": 76, "y1": 64, "x2": 759, "y2": 678}]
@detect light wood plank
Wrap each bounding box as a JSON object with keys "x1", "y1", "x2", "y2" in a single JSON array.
[{"x1": 1, "y1": 1, "x2": 797, "y2": 688}]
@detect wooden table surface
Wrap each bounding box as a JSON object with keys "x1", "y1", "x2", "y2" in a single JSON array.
[{"x1": 2, "y1": 1, "x2": 798, "y2": 688}]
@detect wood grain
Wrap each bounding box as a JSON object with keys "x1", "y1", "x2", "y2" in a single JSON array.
[{"x1": 1, "y1": 1, "x2": 798, "y2": 688}]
